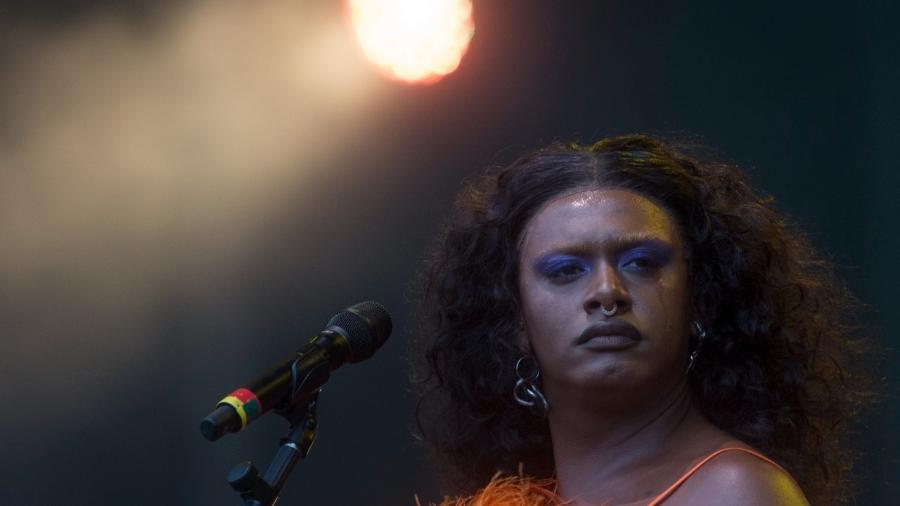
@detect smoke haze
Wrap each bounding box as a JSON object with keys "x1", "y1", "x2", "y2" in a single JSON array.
[{"x1": 0, "y1": 0, "x2": 376, "y2": 429}]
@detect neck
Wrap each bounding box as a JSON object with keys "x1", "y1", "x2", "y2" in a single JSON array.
[{"x1": 548, "y1": 377, "x2": 701, "y2": 503}]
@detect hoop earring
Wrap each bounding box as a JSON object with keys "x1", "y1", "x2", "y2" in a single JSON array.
[
  {"x1": 513, "y1": 356, "x2": 550, "y2": 417},
  {"x1": 687, "y1": 321, "x2": 707, "y2": 374}
]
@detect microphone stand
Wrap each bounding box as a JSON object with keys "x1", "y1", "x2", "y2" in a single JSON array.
[{"x1": 225, "y1": 353, "x2": 326, "y2": 506}]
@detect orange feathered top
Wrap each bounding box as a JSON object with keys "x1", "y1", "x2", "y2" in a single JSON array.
[{"x1": 423, "y1": 447, "x2": 793, "y2": 506}]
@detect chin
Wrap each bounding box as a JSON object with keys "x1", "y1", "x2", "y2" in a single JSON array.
[{"x1": 571, "y1": 359, "x2": 646, "y2": 390}]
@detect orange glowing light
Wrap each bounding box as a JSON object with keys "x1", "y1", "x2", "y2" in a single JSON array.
[{"x1": 347, "y1": 0, "x2": 474, "y2": 84}]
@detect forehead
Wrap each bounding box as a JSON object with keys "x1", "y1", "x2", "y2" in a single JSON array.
[{"x1": 520, "y1": 188, "x2": 680, "y2": 254}]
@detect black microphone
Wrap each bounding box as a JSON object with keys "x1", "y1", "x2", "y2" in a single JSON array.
[{"x1": 200, "y1": 301, "x2": 392, "y2": 442}]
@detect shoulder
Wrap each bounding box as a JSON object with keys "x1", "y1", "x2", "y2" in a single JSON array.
[{"x1": 666, "y1": 448, "x2": 809, "y2": 506}]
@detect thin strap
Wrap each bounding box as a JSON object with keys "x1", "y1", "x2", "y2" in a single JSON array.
[{"x1": 646, "y1": 447, "x2": 789, "y2": 506}]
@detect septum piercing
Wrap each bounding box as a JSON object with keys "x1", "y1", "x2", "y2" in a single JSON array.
[{"x1": 601, "y1": 303, "x2": 618, "y2": 317}]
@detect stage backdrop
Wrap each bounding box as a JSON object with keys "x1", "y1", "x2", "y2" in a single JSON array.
[{"x1": 0, "y1": 1, "x2": 896, "y2": 504}]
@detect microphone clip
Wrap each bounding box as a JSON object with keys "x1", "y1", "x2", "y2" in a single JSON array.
[
  {"x1": 288, "y1": 332, "x2": 341, "y2": 405},
  {"x1": 227, "y1": 391, "x2": 320, "y2": 506}
]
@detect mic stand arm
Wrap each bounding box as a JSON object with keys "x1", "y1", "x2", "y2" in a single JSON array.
[{"x1": 226, "y1": 394, "x2": 319, "y2": 506}]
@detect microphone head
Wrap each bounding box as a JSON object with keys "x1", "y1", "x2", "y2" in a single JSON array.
[{"x1": 326, "y1": 301, "x2": 392, "y2": 362}]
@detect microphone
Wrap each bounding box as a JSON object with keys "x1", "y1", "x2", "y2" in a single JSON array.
[{"x1": 200, "y1": 301, "x2": 392, "y2": 442}]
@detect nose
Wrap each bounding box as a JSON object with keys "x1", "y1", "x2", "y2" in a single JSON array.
[{"x1": 583, "y1": 261, "x2": 631, "y2": 316}]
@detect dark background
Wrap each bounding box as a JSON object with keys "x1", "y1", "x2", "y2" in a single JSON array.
[{"x1": 1, "y1": 1, "x2": 897, "y2": 504}]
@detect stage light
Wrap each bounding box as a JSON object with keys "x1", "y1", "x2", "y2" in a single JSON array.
[{"x1": 347, "y1": 0, "x2": 474, "y2": 85}]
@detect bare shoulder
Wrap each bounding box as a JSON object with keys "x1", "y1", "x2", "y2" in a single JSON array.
[{"x1": 666, "y1": 449, "x2": 810, "y2": 506}]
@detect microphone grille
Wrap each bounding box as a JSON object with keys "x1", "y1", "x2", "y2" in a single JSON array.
[{"x1": 326, "y1": 301, "x2": 392, "y2": 362}]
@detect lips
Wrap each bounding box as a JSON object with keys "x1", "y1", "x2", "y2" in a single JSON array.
[{"x1": 576, "y1": 320, "x2": 641, "y2": 350}]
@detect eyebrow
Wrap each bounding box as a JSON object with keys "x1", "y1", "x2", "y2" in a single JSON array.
[{"x1": 533, "y1": 233, "x2": 674, "y2": 258}]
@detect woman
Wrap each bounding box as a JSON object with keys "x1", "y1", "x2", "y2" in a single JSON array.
[{"x1": 412, "y1": 134, "x2": 874, "y2": 505}]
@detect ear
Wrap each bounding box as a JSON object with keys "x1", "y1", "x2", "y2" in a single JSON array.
[{"x1": 515, "y1": 319, "x2": 531, "y2": 353}]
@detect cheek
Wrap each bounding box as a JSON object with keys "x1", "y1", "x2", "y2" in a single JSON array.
[
  {"x1": 519, "y1": 277, "x2": 572, "y2": 345},
  {"x1": 520, "y1": 284, "x2": 552, "y2": 330},
  {"x1": 633, "y1": 268, "x2": 690, "y2": 343}
]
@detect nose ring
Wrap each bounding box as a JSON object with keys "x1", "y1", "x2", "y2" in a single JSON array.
[{"x1": 601, "y1": 303, "x2": 618, "y2": 317}]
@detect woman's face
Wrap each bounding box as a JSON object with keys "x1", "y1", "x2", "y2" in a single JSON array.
[{"x1": 517, "y1": 188, "x2": 691, "y2": 407}]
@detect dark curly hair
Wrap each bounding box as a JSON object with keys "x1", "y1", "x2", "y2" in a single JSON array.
[{"x1": 410, "y1": 134, "x2": 876, "y2": 504}]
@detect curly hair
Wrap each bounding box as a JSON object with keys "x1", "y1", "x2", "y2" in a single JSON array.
[{"x1": 410, "y1": 134, "x2": 875, "y2": 504}]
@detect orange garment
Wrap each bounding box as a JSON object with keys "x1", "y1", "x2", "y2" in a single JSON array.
[
  {"x1": 431, "y1": 447, "x2": 796, "y2": 506},
  {"x1": 424, "y1": 474, "x2": 561, "y2": 506}
]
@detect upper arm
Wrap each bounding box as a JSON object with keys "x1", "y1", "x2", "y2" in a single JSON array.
[{"x1": 667, "y1": 451, "x2": 810, "y2": 506}]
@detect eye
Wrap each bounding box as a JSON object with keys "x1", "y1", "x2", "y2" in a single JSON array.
[
  {"x1": 619, "y1": 246, "x2": 670, "y2": 273},
  {"x1": 535, "y1": 256, "x2": 589, "y2": 282},
  {"x1": 622, "y1": 256, "x2": 657, "y2": 271}
]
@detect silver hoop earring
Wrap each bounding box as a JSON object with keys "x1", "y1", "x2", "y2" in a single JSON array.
[
  {"x1": 687, "y1": 349, "x2": 700, "y2": 373},
  {"x1": 692, "y1": 320, "x2": 707, "y2": 339},
  {"x1": 687, "y1": 320, "x2": 707, "y2": 374},
  {"x1": 601, "y1": 303, "x2": 618, "y2": 317},
  {"x1": 513, "y1": 356, "x2": 550, "y2": 417}
]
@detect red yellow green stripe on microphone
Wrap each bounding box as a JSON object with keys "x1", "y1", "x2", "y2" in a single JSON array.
[{"x1": 217, "y1": 388, "x2": 261, "y2": 429}]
